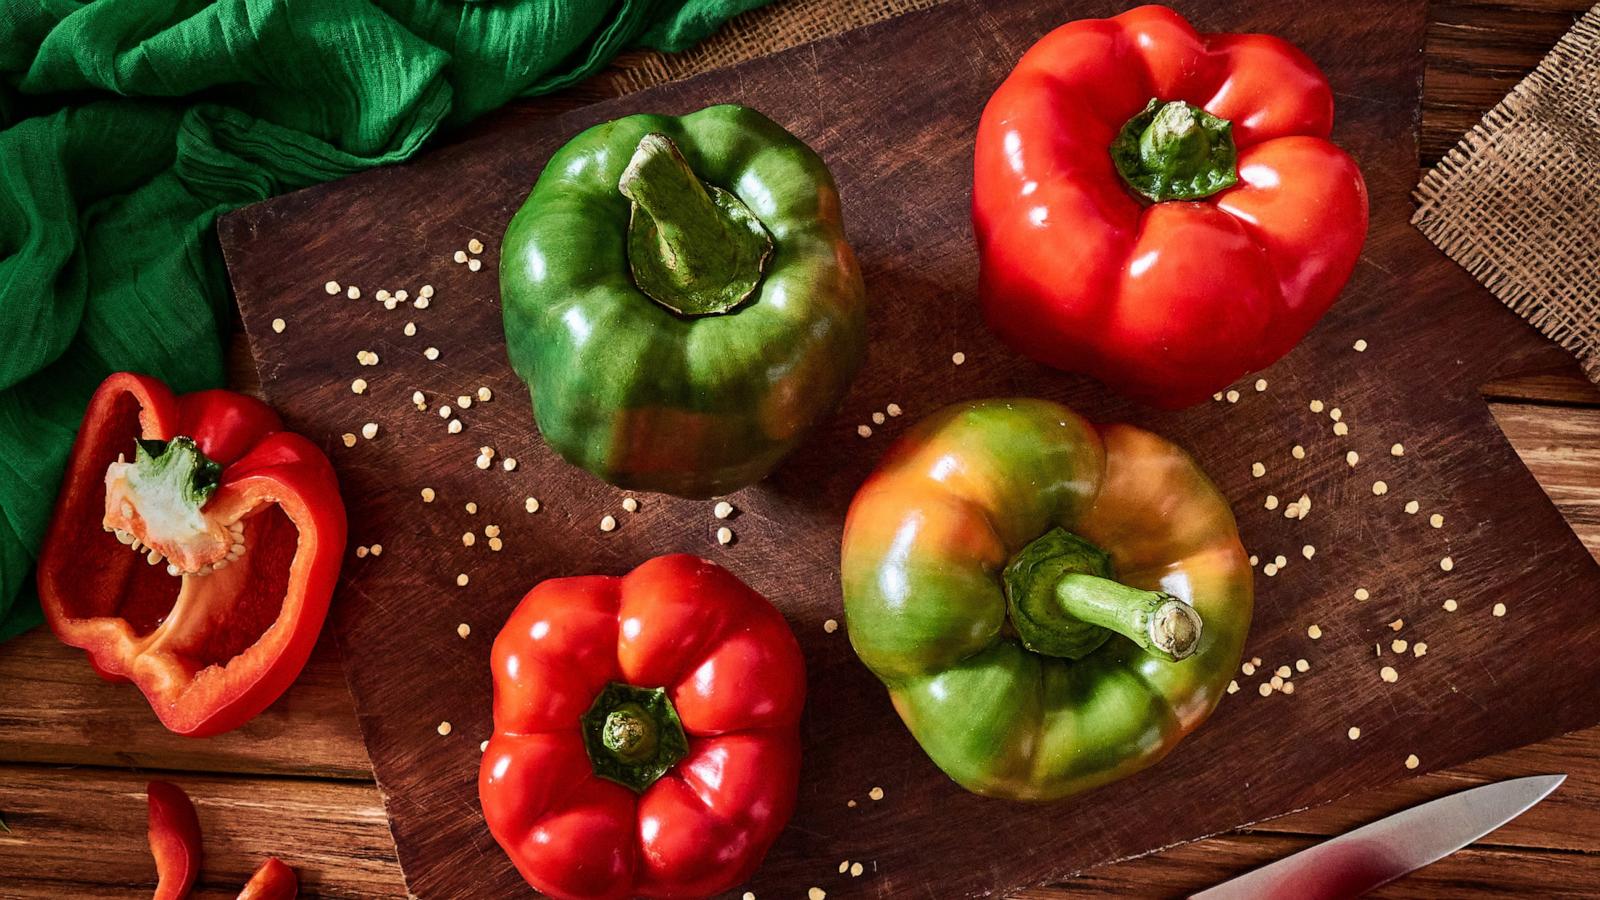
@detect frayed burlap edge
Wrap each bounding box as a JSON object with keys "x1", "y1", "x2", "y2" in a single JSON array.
[
  {"x1": 1413, "y1": 5, "x2": 1600, "y2": 383},
  {"x1": 603, "y1": 0, "x2": 948, "y2": 96}
]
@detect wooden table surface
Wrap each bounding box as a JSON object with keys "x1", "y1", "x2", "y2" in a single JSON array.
[{"x1": 3, "y1": 1, "x2": 1597, "y2": 896}]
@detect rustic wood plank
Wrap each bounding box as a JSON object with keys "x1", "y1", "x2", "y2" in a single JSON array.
[
  {"x1": 0, "y1": 630, "x2": 370, "y2": 779},
  {"x1": 0, "y1": 765, "x2": 400, "y2": 898}
]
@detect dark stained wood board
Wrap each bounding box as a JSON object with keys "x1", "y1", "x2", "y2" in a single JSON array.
[{"x1": 217, "y1": 0, "x2": 1600, "y2": 896}]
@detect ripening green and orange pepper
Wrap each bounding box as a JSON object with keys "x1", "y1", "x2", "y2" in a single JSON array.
[{"x1": 841, "y1": 399, "x2": 1252, "y2": 800}]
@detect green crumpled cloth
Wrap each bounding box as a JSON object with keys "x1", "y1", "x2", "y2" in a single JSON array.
[{"x1": 0, "y1": 0, "x2": 769, "y2": 641}]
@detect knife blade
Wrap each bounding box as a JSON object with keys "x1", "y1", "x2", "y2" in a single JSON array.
[{"x1": 1191, "y1": 774, "x2": 1566, "y2": 900}]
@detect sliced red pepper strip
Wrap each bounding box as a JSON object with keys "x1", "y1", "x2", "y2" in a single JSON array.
[
  {"x1": 37, "y1": 373, "x2": 346, "y2": 735},
  {"x1": 237, "y1": 857, "x2": 298, "y2": 900},
  {"x1": 147, "y1": 781, "x2": 202, "y2": 900}
]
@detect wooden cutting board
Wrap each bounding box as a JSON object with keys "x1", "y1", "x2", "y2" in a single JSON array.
[{"x1": 218, "y1": 0, "x2": 1600, "y2": 896}]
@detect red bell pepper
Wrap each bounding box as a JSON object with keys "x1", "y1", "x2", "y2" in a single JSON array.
[
  {"x1": 480, "y1": 555, "x2": 805, "y2": 900},
  {"x1": 973, "y1": 5, "x2": 1368, "y2": 408},
  {"x1": 237, "y1": 857, "x2": 298, "y2": 900},
  {"x1": 37, "y1": 372, "x2": 345, "y2": 736},
  {"x1": 147, "y1": 781, "x2": 202, "y2": 900}
]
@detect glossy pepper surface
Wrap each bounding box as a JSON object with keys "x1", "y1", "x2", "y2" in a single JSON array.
[
  {"x1": 480, "y1": 555, "x2": 805, "y2": 900},
  {"x1": 147, "y1": 780, "x2": 202, "y2": 900},
  {"x1": 973, "y1": 5, "x2": 1368, "y2": 408},
  {"x1": 501, "y1": 103, "x2": 867, "y2": 497},
  {"x1": 841, "y1": 399, "x2": 1252, "y2": 800},
  {"x1": 37, "y1": 373, "x2": 345, "y2": 736}
]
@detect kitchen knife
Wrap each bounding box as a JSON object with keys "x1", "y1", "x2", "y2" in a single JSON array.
[{"x1": 1191, "y1": 774, "x2": 1566, "y2": 899}]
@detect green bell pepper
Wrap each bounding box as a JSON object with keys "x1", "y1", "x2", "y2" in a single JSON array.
[
  {"x1": 500, "y1": 104, "x2": 867, "y2": 497},
  {"x1": 840, "y1": 399, "x2": 1253, "y2": 801}
]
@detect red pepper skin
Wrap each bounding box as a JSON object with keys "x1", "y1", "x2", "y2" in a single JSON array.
[
  {"x1": 36, "y1": 372, "x2": 346, "y2": 736},
  {"x1": 973, "y1": 5, "x2": 1368, "y2": 408},
  {"x1": 480, "y1": 555, "x2": 805, "y2": 900},
  {"x1": 147, "y1": 781, "x2": 202, "y2": 900},
  {"x1": 237, "y1": 857, "x2": 298, "y2": 900}
]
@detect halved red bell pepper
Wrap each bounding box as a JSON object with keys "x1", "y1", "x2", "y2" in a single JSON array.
[
  {"x1": 480, "y1": 555, "x2": 805, "y2": 900},
  {"x1": 973, "y1": 5, "x2": 1368, "y2": 408},
  {"x1": 37, "y1": 372, "x2": 345, "y2": 736},
  {"x1": 147, "y1": 780, "x2": 202, "y2": 900}
]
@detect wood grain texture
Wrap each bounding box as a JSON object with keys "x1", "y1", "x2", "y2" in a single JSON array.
[
  {"x1": 213, "y1": 0, "x2": 1600, "y2": 896},
  {"x1": 6, "y1": 0, "x2": 1600, "y2": 898}
]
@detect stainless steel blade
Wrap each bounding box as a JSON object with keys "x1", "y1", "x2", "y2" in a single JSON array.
[{"x1": 1190, "y1": 774, "x2": 1566, "y2": 900}]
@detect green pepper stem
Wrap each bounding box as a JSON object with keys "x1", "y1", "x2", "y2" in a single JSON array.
[
  {"x1": 1055, "y1": 574, "x2": 1202, "y2": 662},
  {"x1": 581, "y1": 682, "x2": 689, "y2": 793},
  {"x1": 618, "y1": 134, "x2": 772, "y2": 317},
  {"x1": 601, "y1": 704, "x2": 657, "y2": 761},
  {"x1": 1110, "y1": 98, "x2": 1239, "y2": 202}
]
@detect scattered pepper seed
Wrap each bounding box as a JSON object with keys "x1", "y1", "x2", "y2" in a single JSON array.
[
  {"x1": 484, "y1": 525, "x2": 501, "y2": 538},
  {"x1": 413, "y1": 297, "x2": 429, "y2": 310},
  {"x1": 412, "y1": 390, "x2": 425, "y2": 406},
  {"x1": 1405, "y1": 754, "x2": 1420, "y2": 770},
  {"x1": 1413, "y1": 643, "x2": 1427, "y2": 657},
  {"x1": 347, "y1": 285, "x2": 361, "y2": 300},
  {"x1": 1249, "y1": 554, "x2": 1259, "y2": 566},
  {"x1": 1346, "y1": 450, "x2": 1359, "y2": 467},
  {"x1": 447, "y1": 419, "x2": 462, "y2": 434},
  {"x1": 1355, "y1": 588, "x2": 1370, "y2": 601},
  {"x1": 475, "y1": 455, "x2": 491, "y2": 470},
  {"x1": 838, "y1": 861, "x2": 850, "y2": 875},
  {"x1": 524, "y1": 497, "x2": 540, "y2": 513},
  {"x1": 1329, "y1": 407, "x2": 1343, "y2": 422},
  {"x1": 886, "y1": 403, "x2": 902, "y2": 417},
  {"x1": 361, "y1": 422, "x2": 379, "y2": 440},
  {"x1": 477, "y1": 386, "x2": 492, "y2": 402},
  {"x1": 716, "y1": 526, "x2": 734, "y2": 546},
  {"x1": 713, "y1": 501, "x2": 734, "y2": 519},
  {"x1": 456, "y1": 573, "x2": 469, "y2": 587},
  {"x1": 341, "y1": 433, "x2": 357, "y2": 448},
  {"x1": 1391, "y1": 443, "x2": 1405, "y2": 457},
  {"x1": 488, "y1": 537, "x2": 503, "y2": 552},
  {"x1": 824, "y1": 619, "x2": 838, "y2": 633},
  {"x1": 600, "y1": 515, "x2": 617, "y2": 532},
  {"x1": 1440, "y1": 556, "x2": 1455, "y2": 572},
  {"x1": 462, "y1": 532, "x2": 476, "y2": 547},
  {"x1": 351, "y1": 378, "x2": 367, "y2": 394},
  {"x1": 437, "y1": 721, "x2": 451, "y2": 736},
  {"x1": 1273, "y1": 665, "x2": 1290, "y2": 679},
  {"x1": 1372, "y1": 480, "x2": 1388, "y2": 496},
  {"x1": 439, "y1": 406, "x2": 452, "y2": 418},
  {"x1": 1265, "y1": 495, "x2": 1279, "y2": 510},
  {"x1": 1270, "y1": 675, "x2": 1284, "y2": 689},
  {"x1": 1404, "y1": 500, "x2": 1419, "y2": 514},
  {"x1": 421, "y1": 284, "x2": 434, "y2": 298},
  {"x1": 271, "y1": 317, "x2": 286, "y2": 333},
  {"x1": 850, "y1": 862, "x2": 864, "y2": 878},
  {"x1": 872, "y1": 411, "x2": 886, "y2": 425},
  {"x1": 457, "y1": 395, "x2": 473, "y2": 409},
  {"x1": 951, "y1": 351, "x2": 966, "y2": 365},
  {"x1": 1493, "y1": 602, "x2": 1507, "y2": 617},
  {"x1": 468, "y1": 238, "x2": 485, "y2": 254},
  {"x1": 1302, "y1": 544, "x2": 1315, "y2": 559},
  {"x1": 1227, "y1": 680, "x2": 1240, "y2": 694},
  {"x1": 1291, "y1": 444, "x2": 1305, "y2": 459},
  {"x1": 1258, "y1": 683, "x2": 1273, "y2": 697},
  {"x1": 324, "y1": 280, "x2": 341, "y2": 295},
  {"x1": 1429, "y1": 513, "x2": 1444, "y2": 528},
  {"x1": 453, "y1": 250, "x2": 468, "y2": 263},
  {"x1": 480, "y1": 740, "x2": 489, "y2": 753},
  {"x1": 1214, "y1": 392, "x2": 1224, "y2": 402},
  {"x1": 1309, "y1": 399, "x2": 1325, "y2": 413},
  {"x1": 502, "y1": 457, "x2": 517, "y2": 472},
  {"x1": 369, "y1": 545, "x2": 382, "y2": 558},
  {"x1": 355, "y1": 546, "x2": 369, "y2": 558},
  {"x1": 1348, "y1": 726, "x2": 1362, "y2": 740},
  {"x1": 1391, "y1": 639, "x2": 1408, "y2": 653},
  {"x1": 1380, "y1": 666, "x2": 1398, "y2": 683},
  {"x1": 1282, "y1": 681, "x2": 1296, "y2": 695},
  {"x1": 1353, "y1": 339, "x2": 1368, "y2": 352},
  {"x1": 1226, "y1": 389, "x2": 1240, "y2": 403},
  {"x1": 1390, "y1": 618, "x2": 1405, "y2": 631},
  {"x1": 466, "y1": 502, "x2": 477, "y2": 514},
  {"x1": 1295, "y1": 658, "x2": 1309, "y2": 673},
  {"x1": 421, "y1": 487, "x2": 436, "y2": 503},
  {"x1": 1443, "y1": 598, "x2": 1458, "y2": 612},
  {"x1": 868, "y1": 787, "x2": 884, "y2": 801},
  {"x1": 857, "y1": 424, "x2": 872, "y2": 438},
  {"x1": 1254, "y1": 378, "x2": 1268, "y2": 392},
  {"x1": 1251, "y1": 462, "x2": 1265, "y2": 478},
  {"x1": 808, "y1": 889, "x2": 826, "y2": 900},
  {"x1": 1263, "y1": 563, "x2": 1279, "y2": 577},
  {"x1": 424, "y1": 347, "x2": 440, "y2": 360},
  {"x1": 467, "y1": 258, "x2": 482, "y2": 272},
  {"x1": 621, "y1": 497, "x2": 638, "y2": 513},
  {"x1": 1274, "y1": 555, "x2": 1288, "y2": 567},
  {"x1": 1308, "y1": 624, "x2": 1322, "y2": 639},
  {"x1": 457, "y1": 623, "x2": 470, "y2": 639},
  {"x1": 1242, "y1": 662, "x2": 1257, "y2": 675}
]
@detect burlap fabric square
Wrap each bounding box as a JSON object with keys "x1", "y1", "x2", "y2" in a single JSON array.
[{"x1": 1413, "y1": 5, "x2": 1600, "y2": 382}]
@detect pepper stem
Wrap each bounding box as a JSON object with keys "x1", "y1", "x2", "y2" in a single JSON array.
[
  {"x1": 1002, "y1": 528, "x2": 1203, "y2": 662},
  {"x1": 1055, "y1": 574, "x2": 1202, "y2": 662},
  {"x1": 581, "y1": 683, "x2": 689, "y2": 793},
  {"x1": 1110, "y1": 98, "x2": 1239, "y2": 202},
  {"x1": 618, "y1": 133, "x2": 772, "y2": 317}
]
